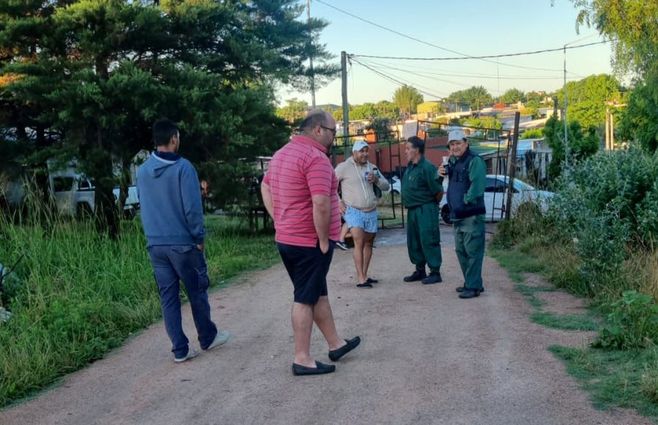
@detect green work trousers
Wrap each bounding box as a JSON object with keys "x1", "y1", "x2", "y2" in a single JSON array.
[
  {"x1": 454, "y1": 215, "x2": 485, "y2": 290},
  {"x1": 406, "y1": 202, "x2": 442, "y2": 273}
]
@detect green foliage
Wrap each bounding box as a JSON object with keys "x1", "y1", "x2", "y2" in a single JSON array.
[
  {"x1": 619, "y1": 67, "x2": 658, "y2": 153},
  {"x1": 521, "y1": 128, "x2": 544, "y2": 139},
  {"x1": 0, "y1": 0, "x2": 326, "y2": 236},
  {"x1": 446, "y1": 86, "x2": 493, "y2": 111},
  {"x1": 276, "y1": 98, "x2": 309, "y2": 125},
  {"x1": 462, "y1": 116, "x2": 502, "y2": 130},
  {"x1": 556, "y1": 74, "x2": 622, "y2": 129},
  {"x1": 0, "y1": 213, "x2": 279, "y2": 407},
  {"x1": 543, "y1": 116, "x2": 599, "y2": 180},
  {"x1": 501, "y1": 88, "x2": 525, "y2": 104},
  {"x1": 392, "y1": 85, "x2": 423, "y2": 115},
  {"x1": 594, "y1": 291, "x2": 658, "y2": 350},
  {"x1": 572, "y1": 0, "x2": 658, "y2": 77}
]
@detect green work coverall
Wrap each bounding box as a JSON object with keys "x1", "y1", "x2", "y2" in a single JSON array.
[
  {"x1": 448, "y1": 154, "x2": 486, "y2": 290},
  {"x1": 401, "y1": 156, "x2": 443, "y2": 274}
]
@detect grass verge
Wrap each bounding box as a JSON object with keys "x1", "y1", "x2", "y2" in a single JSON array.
[
  {"x1": 490, "y1": 232, "x2": 658, "y2": 421},
  {"x1": 0, "y1": 214, "x2": 278, "y2": 408}
]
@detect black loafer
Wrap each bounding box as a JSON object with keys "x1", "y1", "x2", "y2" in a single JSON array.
[
  {"x1": 292, "y1": 361, "x2": 336, "y2": 376},
  {"x1": 366, "y1": 277, "x2": 378, "y2": 284},
  {"x1": 459, "y1": 289, "x2": 481, "y2": 299},
  {"x1": 356, "y1": 282, "x2": 373, "y2": 288},
  {"x1": 328, "y1": 336, "x2": 361, "y2": 361}
]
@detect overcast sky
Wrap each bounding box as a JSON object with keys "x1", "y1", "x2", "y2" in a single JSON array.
[{"x1": 276, "y1": 0, "x2": 615, "y2": 106}]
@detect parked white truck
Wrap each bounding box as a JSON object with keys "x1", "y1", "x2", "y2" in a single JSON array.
[{"x1": 48, "y1": 170, "x2": 139, "y2": 218}]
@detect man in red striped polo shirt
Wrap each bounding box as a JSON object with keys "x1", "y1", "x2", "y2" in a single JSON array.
[{"x1": 261, "y1": 110, "x2": 361, "y2": 376}]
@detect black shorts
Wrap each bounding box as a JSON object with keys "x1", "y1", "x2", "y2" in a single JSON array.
[{"x1": 277, "y1": 241, "x2": 334, "y2": 305}]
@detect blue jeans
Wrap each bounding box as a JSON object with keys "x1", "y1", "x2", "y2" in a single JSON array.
[{"x1": 147, "y1": 245, "x2": 218, "y2": 357}]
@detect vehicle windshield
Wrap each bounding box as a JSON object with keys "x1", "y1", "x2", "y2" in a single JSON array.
[{"x1": 513, "y1": 179, "x2": 535, "y2": 191}]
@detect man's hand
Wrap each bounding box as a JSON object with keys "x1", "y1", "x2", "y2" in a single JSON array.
[
  {"x1": 319, "y1": 239, "x2": 330, "y2": 254},
  {"x1": 438, "y1": 165, "x2": 447, "y2": 177},
  {"x1": 196, "y1": 243, "x2": 205, "y2": 252},
  {"x1": 339, "y1": 200, "x2": 346, "y2": 215},
  {"x1": 366, "y1": 172, "x2": 376, "y2": 184}
]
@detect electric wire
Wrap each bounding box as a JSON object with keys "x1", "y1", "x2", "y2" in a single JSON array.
[{"x1": 314, "y1": 0, "x2": 590, "y2": 72}]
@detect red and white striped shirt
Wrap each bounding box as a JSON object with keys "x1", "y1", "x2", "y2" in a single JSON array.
[{"x1": 263, "y1": 135, "x2": 341, "y2": 247}]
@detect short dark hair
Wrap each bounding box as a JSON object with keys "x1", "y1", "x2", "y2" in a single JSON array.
[
  {"x1": 407, "y1": 136, "x2": 425, "y2": 154},
  {"x1": 299, "y1": 110, "x2": 328, "y2": 133},
  {"x1": 153, "y1": 119, "x2": 179, "y2": 146}
]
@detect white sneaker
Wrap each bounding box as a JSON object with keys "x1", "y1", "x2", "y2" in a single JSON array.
[
  {"x1": 174, "y1": 348, "x2": 199, "y2": 363},
  {"x1": 205, "y1": 330, "x2": 231, "y2": 351}
]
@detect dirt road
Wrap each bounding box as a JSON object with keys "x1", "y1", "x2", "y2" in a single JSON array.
[{"x1": 0, "y1": 226, "x2": 650, "y2": 425}]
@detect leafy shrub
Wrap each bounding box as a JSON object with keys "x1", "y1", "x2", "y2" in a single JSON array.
[{"x1": 594, "y1": 291, "x2": 658, "y2": 350}]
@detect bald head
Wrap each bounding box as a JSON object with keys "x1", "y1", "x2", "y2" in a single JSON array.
[{"x1": 299, "y1": 109, "x2": 336, "y2": 147}]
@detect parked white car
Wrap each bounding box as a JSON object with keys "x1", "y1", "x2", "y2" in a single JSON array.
[
  {"x1": 439, "y1": 174, "x2": 553, "y2": 224},
  {"x1": 388, "y1": 175, "x2": 401, "y2": 194}
]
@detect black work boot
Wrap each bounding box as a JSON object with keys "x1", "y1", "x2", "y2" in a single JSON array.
[
  {"x1": 421, "y1": 272, "x2": 442, "y2": 284},
  {"x1": 403, "y1": 268, "x2": 426, "y2": 282}
]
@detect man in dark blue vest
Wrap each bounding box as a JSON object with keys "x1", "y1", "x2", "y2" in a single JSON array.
[{"x1": 440, "y1": 129, "x2": 486, "y2": 299}]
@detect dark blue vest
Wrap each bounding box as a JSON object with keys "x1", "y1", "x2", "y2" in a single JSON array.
[{"x1": 447, "y1": 149, "x2": 486, "y2": 219}]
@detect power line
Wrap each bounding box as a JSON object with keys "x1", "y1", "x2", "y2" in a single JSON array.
[
  {"x1": 349, "y1": 40, "x2": 610, "y2": 61},
  {"x1": 358, "y1": 58, "x2": 575, "y2": 81},
  {"x1": 350, "y1": 57, "x2": 448, "y2": 100},
  {"x1": 315, "y1": 0, "x2": 567, "y2": 72}
]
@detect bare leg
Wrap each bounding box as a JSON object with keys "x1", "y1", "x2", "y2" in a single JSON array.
[
  {"x1": 291, "y1": 302, "x2": 315, "y2": 367},
  {"x1": 313, "y1": 296, "x2": 345, "y2": 351},
  {"x1": 350, "y1": 227, "x2": 367, "y2": 283},
  {"x1": 339, "y1": 222, "x2": 349, "y2": 242},
  {"x1": 362, "y1": 232, "x2": 375, "y2": 278}
]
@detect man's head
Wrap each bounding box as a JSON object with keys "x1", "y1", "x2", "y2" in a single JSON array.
[
  {"x1": 405, "y1": 136, "x2": 424, "y2": 163},
  {"x1": 299, "y1": 110, "x2": 336, "y2": 148},
  {"x1": 153, "y1": 119, "x2": 180, "y2": 152},
  {"x1": 448, "y1": 129, "x2": 468, "y2": 158},
  {"x1": 351, "y1": 140, "x2": 369, "y2": 164}
]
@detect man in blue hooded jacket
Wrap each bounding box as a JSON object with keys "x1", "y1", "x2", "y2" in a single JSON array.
[{"x1": 137, "y1": 119, "x2": 230, "y2": 363}]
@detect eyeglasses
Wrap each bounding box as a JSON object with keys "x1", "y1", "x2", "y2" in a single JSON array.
[{"x1": 320, "y1": 125, "x2": 337, "y2": 136}]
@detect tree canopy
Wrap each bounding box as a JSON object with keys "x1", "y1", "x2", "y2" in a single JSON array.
[
  {"x1": 446, "y1": 86, "x2": 493, "y2": 111},
  {"x1": 557, "y1": 74, "x2": 622, "y2": 129},
  {"x1": 393, "y1": 85, "x2": 423, "y2": 115},
  {"x1": 500, "y1": 88, "x2": 525, "y2": 105},
  {"x1": 0, "y1": 0, "x2": 333, "y2": 236}
]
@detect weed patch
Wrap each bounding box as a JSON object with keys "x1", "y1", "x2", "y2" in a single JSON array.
[{"x1": 0, "y1": 215, "x2": 278, "y2": 407}]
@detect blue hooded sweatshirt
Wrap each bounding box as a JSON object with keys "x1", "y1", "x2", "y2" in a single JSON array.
[{"x1": 137, "y1": 152, "x2": 205, "y2": 247}]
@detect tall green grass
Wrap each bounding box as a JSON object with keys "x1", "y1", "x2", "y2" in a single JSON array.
[{"x1": 0, "y1": 213, "x2": 278, "y2": 407}]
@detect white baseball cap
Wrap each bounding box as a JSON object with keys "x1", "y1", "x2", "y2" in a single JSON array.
[
  {"x1": 448, "y1": 129, "x2": 466, "y2": 143},
  {"x1": 352, "y1": 140, "x2": 369, "y2": 152}
]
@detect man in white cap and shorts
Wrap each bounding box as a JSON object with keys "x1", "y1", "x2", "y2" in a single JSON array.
[{"x1": 335, "y1": 140, "x2": 390, "y2": 288}]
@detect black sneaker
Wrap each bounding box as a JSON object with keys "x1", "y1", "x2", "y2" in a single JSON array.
[
  {"x1": 335, "y1": 241, "x2": 349, "y2": 251},
  {"x1": 403, "y1": 269, "x2": 427, "y2": 282},
  {"x1": 421, "y1": 272, "x2": 442, "y2": 284}
]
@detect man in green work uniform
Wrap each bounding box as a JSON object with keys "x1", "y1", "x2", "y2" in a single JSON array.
[
  {"x1": 439, "y1": 129, "x2": 486, "y2": 299},
  {"x1": 401, "y1": 136, "x2": 443, "y2": 284}
]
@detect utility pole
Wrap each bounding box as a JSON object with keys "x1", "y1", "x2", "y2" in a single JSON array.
[
  {"x1": 505, "y1": 112, "x2": 521, "y2": 220},
  {"x1": 341, "y1": 51, "x2": 349, "y2": 156},
  {"x1": 563, "y1": 45, "x2": 569, "y2": 172},
  {"x1": 307, "y1": 0, "x2": 316, "y2": 108}
]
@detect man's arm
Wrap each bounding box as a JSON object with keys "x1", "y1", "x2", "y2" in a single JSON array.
[
  {"x1": 180, "y1": 162, "x2": 205, "y2": 250},
  {"x1": 464, "y1": 157, "x2": 486, "y2": 204},
  {"x1": 312, "y1": 194, "x2": 331, "y2": 254},
  {"x1": 426, "y1": 165, "x2": 444, "y2": 203},
  {"x1": 260, "y1": 181, "x2": 274, "y2": 219}
]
